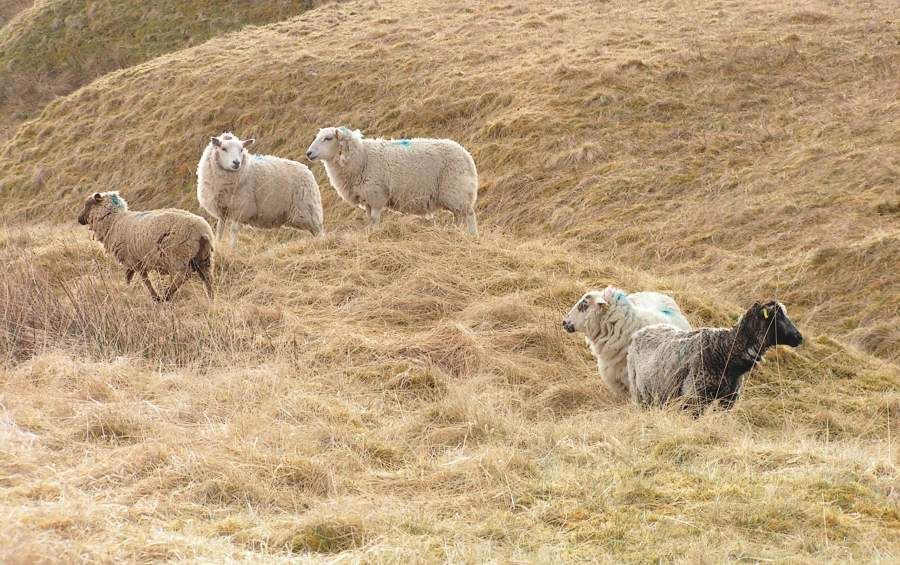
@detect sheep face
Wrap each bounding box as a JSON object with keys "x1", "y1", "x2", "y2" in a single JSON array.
[
  {"x1": 210, "y1": 133, "x2": 254, "y2": 172},
  {"x1": 746, "y1": 301, "x2": 804, "y2": 348},
  {"x1": 78, "y1": 191, "x2": 126, "y2": 225},
  {"x1": 562, "y1": 291, "x2": 607, "y2": 333},
  {"x1": 305, "y1": 127, "x2": 340, "y2": 162}
]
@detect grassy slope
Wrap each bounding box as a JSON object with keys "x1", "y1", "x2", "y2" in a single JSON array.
[
  {"x1": 0, "y1": 0, "x2": 897, "y2": 561},
  {"x1": 0, "y1": 221, "x2": 897, "y2": 562},
  {"x1": 0, "y1": 0, "x2": 325, "y2": 139},
  {"x1": 0, "y1": 0, "x2": 32, "y2": 27},
  {"x1": 0, "y1": 0, "x2": 897, "y2": 359}
]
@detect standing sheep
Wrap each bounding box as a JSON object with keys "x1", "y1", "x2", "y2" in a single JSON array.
[
  {"x1": 78, "y1": 191, "x2": 214, "y2": 301},
  {"x1": 197, "y1": 132, "x2": 324, "y2": 247},
  {"x1": 562, "y1": 286, "x2": 692, "y2": 398},
  {"x1": 305, "y1": 127, "x2": 479, "y2": 235},
  {"x1": 627, "y1": 301, "x2": 803, "y2": 413}
]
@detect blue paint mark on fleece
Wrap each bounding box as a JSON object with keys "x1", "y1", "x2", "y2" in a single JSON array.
[
  {"x1": 660, "y1": 307, "x2": 674, "y2": 316},
  {"x1": 109, "y1": 194, "x2": 125, "y2": 208},
  {"x1": 613, "y1": 290, "x2": 624, "y2": 302},
  {"x1": 391, "y1": 139, "x2": 412, "y2": 148}
]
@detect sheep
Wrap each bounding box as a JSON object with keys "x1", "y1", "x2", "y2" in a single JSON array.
[
  {"x1": 562, "y1": 286, "x2": 692, "y2": 398},
  {"x1": 197, "y1": 132, "x2": 324, "y2": 247},
  {"x1": 627, "y1": 301, "x2": 803, "y2": 413},
  {"x1": 305, "y1": 127, "x2": 478, "y2": 235},
  {"x1": 77, "y1": 191, "x2": 214, "y2": 301}
]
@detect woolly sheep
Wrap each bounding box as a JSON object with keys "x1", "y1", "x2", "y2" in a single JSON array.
[
  {"x1": 78, "y1": 191, "x2": 214, "y2": 301},
  {"x1": 562, "y1": 286, "x2": 692, "y2": 398},
  {"x1": 197, "y1": 132, "x2": 324, "y2": 247},
  {"x1": 305, "y1": 127, "x2": 478, "y2": 234},
  {"x1": 627, "y1": 301, "x2": 803, "y2": 413}
]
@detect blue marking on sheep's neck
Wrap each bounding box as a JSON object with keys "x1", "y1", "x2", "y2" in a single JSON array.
[
  {"x1": 391, "y1": 139, "x2": 412, "y2": 148},
  {"x1": 660, "y1": 307, "x2": 673, "y2": 316}
]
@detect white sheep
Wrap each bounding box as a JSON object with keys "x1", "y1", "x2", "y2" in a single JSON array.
[
  {"x1": 628, "y1": 301, "x2": 803, "y2": 413},
  {"x1": 197, "y1": 132, "x2": 324, "y2": 247},
  {"x1": 305, "y1": 127, "x2": 478, "y2": 234},
  {"x1": 78, "y1": 191, "x2": 214, "y2": 301},
  {"x1": 562, "y1": 286, "x2": 692, "y2": 398}
]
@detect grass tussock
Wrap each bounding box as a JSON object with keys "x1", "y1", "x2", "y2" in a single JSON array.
[
  {"x1": 0, "y1": 222, "x2": 897, "y2": 561},
  {"x1": 0, "y1": 0, "x2": 326, "y2": 139},
  {"x1": 0, "y1": 0, "x2": 897, "y2": 358},
  {"x1": 0, "y1": 0, "x2": 898, "y2": 560}
]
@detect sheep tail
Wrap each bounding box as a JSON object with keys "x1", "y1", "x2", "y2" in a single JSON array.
[{"x1": 190, "y1": 235, "x2": 213, "y2": 274}]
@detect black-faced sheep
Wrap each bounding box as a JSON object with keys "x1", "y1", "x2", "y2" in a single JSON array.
[
  {"x1": 563, "y1": 286, "x2": 692, "y2": 398},
  {"x1": 305, "y1": 127, "x2": 478, "y2": 234},
  {"x1": 78, "y1": 191, "x2": 214, "y2": 301},
  {"x1": 627, "y1": 301, "x2": 803, "y2": 413},
  {"x1": 197, "y1": 132, "x2": 324, "y2": 247}
]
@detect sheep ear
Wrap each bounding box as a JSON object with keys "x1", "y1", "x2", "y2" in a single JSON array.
[
  {"x1": 211, "y1": 137, "x2": 222, "y2": 147},
  {"x1": 241, "y1": 138, "x2": 255, "y2": 148},
  {"x1": 92, "y1": 192, "x2": 103, "y2": 202},
  {"x1": 333, "y1": 128, "x2": 341, "y2": 140}
]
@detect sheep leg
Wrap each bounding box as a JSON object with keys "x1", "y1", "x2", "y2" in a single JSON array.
[
  {"x1": 164, "y1": 271, "x2": 190, "y2": 302},
  {"x1": 465, "y1": 210, "x2": 478, "y2": 236},
  {"x1": 228, "y1": 221, "x2": 240, "y2": 248},
  {"x1": 215, "y1": 218, "x2": 226, "y2": 242},
  {"x1": 196, "y1": 267, "x2": 214, "y2": 300},
  {"x1": 125, "y1": 268, "x2": 135, "y2": 285},
  {"x1": 366, "y1": 206, "x2": 382, "y2": 232},
  {"x1": 140, "y1": 271, "x2": 162, "y2": 302}
]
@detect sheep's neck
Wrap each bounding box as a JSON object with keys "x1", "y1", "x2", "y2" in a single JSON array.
[
  {"x1": 207, "y1": 155, "x2": 240, "y2": 195},
  {"x1": 90, "y1": 210, "x2": 124, "y2": 243},
  {"x1": 709, "y1": 322, "x2": 769, "y2": 377},
  {"x1": 328, "y1": 141, "x2": 368, "y2": 191}
]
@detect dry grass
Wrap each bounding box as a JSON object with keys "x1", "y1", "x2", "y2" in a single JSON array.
[
  {"x1": 0, "y1": 0, "x2": 898, "y2": 561},
  {"x1": 0, "y1": 221, "x2": 897, "y2": 562},
  {"x1": 1, "y1": 0, "x2": 897, "y2": 359},
  {"x1": 0, "y1": 0, "x2": 32, "y2": 27},
  {"x1": 0, "y1": 0, "x2": 326, "y2": 140}
]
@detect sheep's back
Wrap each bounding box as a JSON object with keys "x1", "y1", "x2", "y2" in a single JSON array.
[
  {"x1": 366, "y1": 139, "x2": 476, "y2": 208},
  {"x1": 630, "y1": 291, "x2": 692, "y2": 330},
  {"x1": 108, "y1": 210, "x2": 212, "y2": 271},
  {"x1": 629, "y1": 324, "x2": 697, "y2": 405},
  {"x1": 242, "y1": 155, "x2": 319, "y2": 226}
]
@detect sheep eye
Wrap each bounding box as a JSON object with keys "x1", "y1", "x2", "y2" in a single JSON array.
[{"x1": 324, "y1": 137, "x2": 332, "y2": 141}]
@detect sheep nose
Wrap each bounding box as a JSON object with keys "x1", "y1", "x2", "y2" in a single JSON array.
[
  {"x1": 231, "y1": 160, "x2": 240, "y2": 168},
  {"x1": 562, "y1": 321, "x2": 575, "y2": 333},
  {"x1": 306, "y1": 150, "x2": 314, "y2": 159}
]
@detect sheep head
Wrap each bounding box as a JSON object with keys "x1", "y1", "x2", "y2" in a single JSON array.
[
  {"x1": 210, "y1": 132, "x2": 254, "y2": 172},
  {"x1": 78, "y1": 191, "x2": 128, "y2": 225},
  {"x1": 740, "y1": 301, "x2": 804, "y2": 349},
  {"x1": 306, "y1": 126, "x2": 361, "y2": 166}
]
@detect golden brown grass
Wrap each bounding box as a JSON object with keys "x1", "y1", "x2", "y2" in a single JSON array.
[
  {"x1": 0, "y1": 0, "x2": 32, "y2": 27},
  {"x1": 0, "y1": 0, "x2": 325, "y2": 140},
  {"x1": 0, "y1": 0, "x2": 898, "y2": 561},
  {"x1": 0, "y1": 221, "x2": 897, "y2": 562},
  {"x1": 1, "y1": 0, "x2": 897, "y2": 359}
]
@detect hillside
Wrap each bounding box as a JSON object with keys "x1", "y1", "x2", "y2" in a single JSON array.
[
  {"x1": 1, "y1": 221, "x2": 897, "y2": 562},
  {"x1": 0, "y1": 0, "x2": 32, "y2": 27},
  {"x1": 0, "y1": 0, "x2": 325, "y2": 139},
  {"x1": 0, "y1": 0, "x2": 898, "y2": 561},
  {"x1": 1, "y1": 0, "x2": 897, "y2": 360}
]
